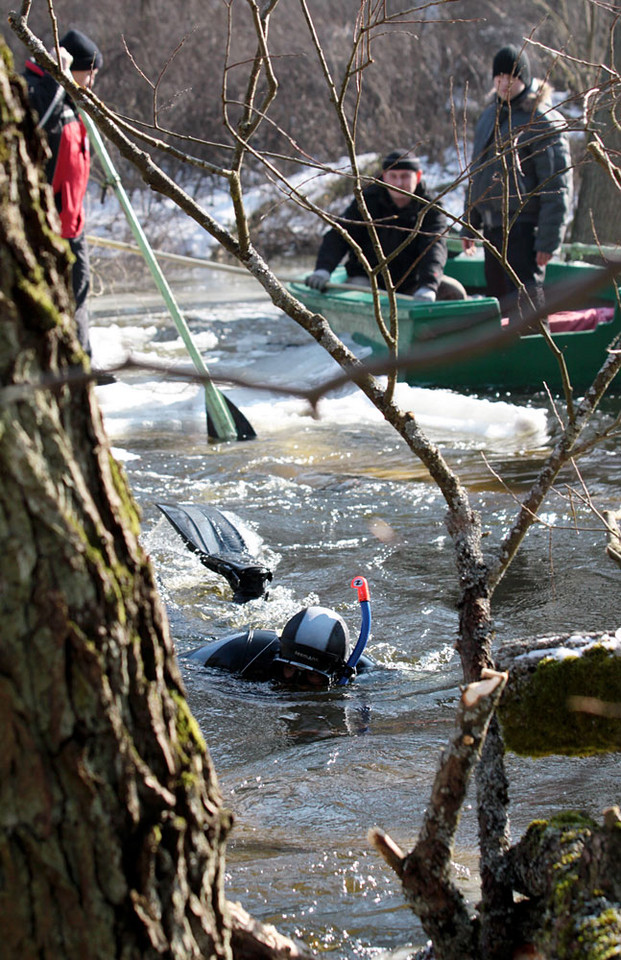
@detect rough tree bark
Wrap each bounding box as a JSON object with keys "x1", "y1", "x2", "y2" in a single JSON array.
[
  {"x1": 571, "y1": 17, "x2": 621, "y2": 246},
  {"x1": 0, "y1": 40, "x2": 309, "y2": 960},
  {"x1": 509, "y1": 809, "x2": 621, "y2": 958},
  {"x1": 0, "y1": 40, "x2": 231, "y2": 959}
]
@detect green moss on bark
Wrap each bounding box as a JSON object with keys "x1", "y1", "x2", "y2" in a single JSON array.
[
  {"x1": 108, "y1": 454, "x2": 142, "y2": 538},
  {"x1": 15, "y1": 272, "x2": 62, "y2": 330},
  {"x1": 512, "y1": 814, "x2": 621, "y2": 959},
  {"x1": 172, "y1": 691, "x2": 207, "y2": 759},
  {"x1": 498, "y1": 646, "x2": 621, "y2": 757}
]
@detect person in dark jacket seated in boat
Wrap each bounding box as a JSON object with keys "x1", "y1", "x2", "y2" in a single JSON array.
[
  {"x1": 460, "y1": 45, "x2": 572, "y2": 317},
  {"x1": 24, "y1": 29, "x2": 103, "y2": 356},
  {"x1": 306, "y1": 150, "x2": 464, "y2": 302},
  {"x1": 186, "y1": 579, "x2": 374, "y2": 687}
]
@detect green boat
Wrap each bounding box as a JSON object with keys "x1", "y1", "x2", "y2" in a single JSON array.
[{"x1": 287, "y1": 254, "x2": 621, "y2": 394}]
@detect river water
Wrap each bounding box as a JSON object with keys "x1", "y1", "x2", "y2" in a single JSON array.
[{"x1": 92, "y1": 265, "x2": 620, "y2": 958}]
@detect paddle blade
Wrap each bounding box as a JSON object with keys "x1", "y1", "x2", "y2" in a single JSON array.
[{"x1": 207, "y1": 393, "x2": 256, "y2": 441}]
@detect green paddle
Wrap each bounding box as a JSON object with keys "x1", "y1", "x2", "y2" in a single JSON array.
[{"x1": 80, "y1": 110, "x2": 255, "y2": 441}]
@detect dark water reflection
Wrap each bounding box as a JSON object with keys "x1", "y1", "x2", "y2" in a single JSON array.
[{"x1": 94, "y1": 278, "x2": 620, "y2": 958}]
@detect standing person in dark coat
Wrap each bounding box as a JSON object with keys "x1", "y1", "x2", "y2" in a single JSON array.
[
  {"x1": 24, "y1": 29, "x2": 103, "y2": 356},
  {"x1": 461, "y1": 44, "x2": 572, "y2": 315},
  {"x1": 306, "y1": 150, "x2": 455, "y2": 301}
]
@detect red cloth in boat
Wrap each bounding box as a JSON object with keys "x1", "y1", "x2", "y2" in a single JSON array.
[{"x1": 501, "y1": 306, "x2": 615, "y2": 332}]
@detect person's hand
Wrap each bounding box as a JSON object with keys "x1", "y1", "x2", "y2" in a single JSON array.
[
  {"x1": 461, "y1": 237, "x2": 476, "y2": 256},
  {"x1": 536, "y1": 251, "x2": 552, "y2": 267},
  {"x1": 413, "y1": 285, "x2": 436, "y2": 303},
  {"x1": 305, "y1": 269, "x2": 331, "y2": 291}
]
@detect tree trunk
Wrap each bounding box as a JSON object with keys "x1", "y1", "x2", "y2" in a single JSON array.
[
  {"x1": 571, "y1": 20, "x2": 621, "y2": 245},
  {"x1": 508, "y1": 810, "x2": 621, "y2": 958},
  {"x1": 0, "y1": 42, "x2": 232, "y2": 959},
  {"x1": 0, "y1": 40, "x2": 311, "y2": 960}
]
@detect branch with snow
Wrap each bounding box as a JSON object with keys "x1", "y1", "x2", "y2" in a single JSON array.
[{"x1": 495, "y1": 630, "x2": 621, "y2": 757}]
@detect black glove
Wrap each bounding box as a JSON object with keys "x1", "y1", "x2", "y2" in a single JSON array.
[{"x1": 305, "y1": 269, "x2": 331, "y2": 291}]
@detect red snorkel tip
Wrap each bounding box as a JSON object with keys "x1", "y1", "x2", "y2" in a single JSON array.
[{"x1": 351, "y1": 576, "x2": 370, "y2": 603}]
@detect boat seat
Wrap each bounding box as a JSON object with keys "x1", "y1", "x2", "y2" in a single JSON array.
[{"x1": 501, "y1": 306, "x2": 615, "y2": 333}]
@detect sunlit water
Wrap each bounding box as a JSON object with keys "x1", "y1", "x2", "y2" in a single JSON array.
[{"x1": 92, "y1": 267, "x2": 620, "y2": 958}]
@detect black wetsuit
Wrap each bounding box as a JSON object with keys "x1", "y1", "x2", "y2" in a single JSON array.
[{"x1": 186, "y1": 628, "x2": 373, "y2": 682}]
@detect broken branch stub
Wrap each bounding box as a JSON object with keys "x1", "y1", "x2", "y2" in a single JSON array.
[{"x1": 368, "y1": 670, "x2": 507, "y2": 960}]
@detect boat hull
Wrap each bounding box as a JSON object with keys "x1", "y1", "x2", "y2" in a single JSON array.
[{"x1": 287, "y1": 256, "x2": 621, "y2": 394}]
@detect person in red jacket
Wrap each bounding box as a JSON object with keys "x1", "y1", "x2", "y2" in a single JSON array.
[{"x1": 24, "y1": 29, "x2": 103, "y2": 356}]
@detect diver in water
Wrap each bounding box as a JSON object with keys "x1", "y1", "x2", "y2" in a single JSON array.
[
  {"x1": 155, "y1": 503, "x2": 373, "y2": 687},
  {"x1": 186, "y1": 577, "x2": 373, "y2": 687}
]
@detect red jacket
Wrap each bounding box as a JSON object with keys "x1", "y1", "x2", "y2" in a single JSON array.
[{"x1": 24, "y1": 61, "x2": 90, "y2": 239}]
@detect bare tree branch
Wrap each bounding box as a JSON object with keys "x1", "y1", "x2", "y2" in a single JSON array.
[{"x1": 370, "y1": 670, "x2": 508, "y2": 960}]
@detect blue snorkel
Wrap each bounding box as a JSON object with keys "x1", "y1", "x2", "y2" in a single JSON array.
[{"x1": 337, "y1": 576, "x2": 372, "y2": 684}]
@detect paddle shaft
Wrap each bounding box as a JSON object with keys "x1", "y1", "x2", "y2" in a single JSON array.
[{"x1": 81, "y1": 112, "x2": 241, "y2": 441}]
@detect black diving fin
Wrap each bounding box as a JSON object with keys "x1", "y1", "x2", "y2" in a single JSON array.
[{"x1": 156, "y1": 502, "x2": 273, "y2": 603}]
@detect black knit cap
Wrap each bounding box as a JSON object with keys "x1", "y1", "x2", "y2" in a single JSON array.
[
  {"x1": 60, "y1": 29, "x2": 103, "y2": 72},
  {"x1": 382, "y1": 150, "x2": 421, "y2": 172},
  {"x1": 492, "y1": 45, "x2": 530, "y2": 87}
]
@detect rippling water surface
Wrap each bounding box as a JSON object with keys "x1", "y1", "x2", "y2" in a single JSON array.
[{"x1": 93, "y1": 268, "x2": 620, "y2": 957}]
